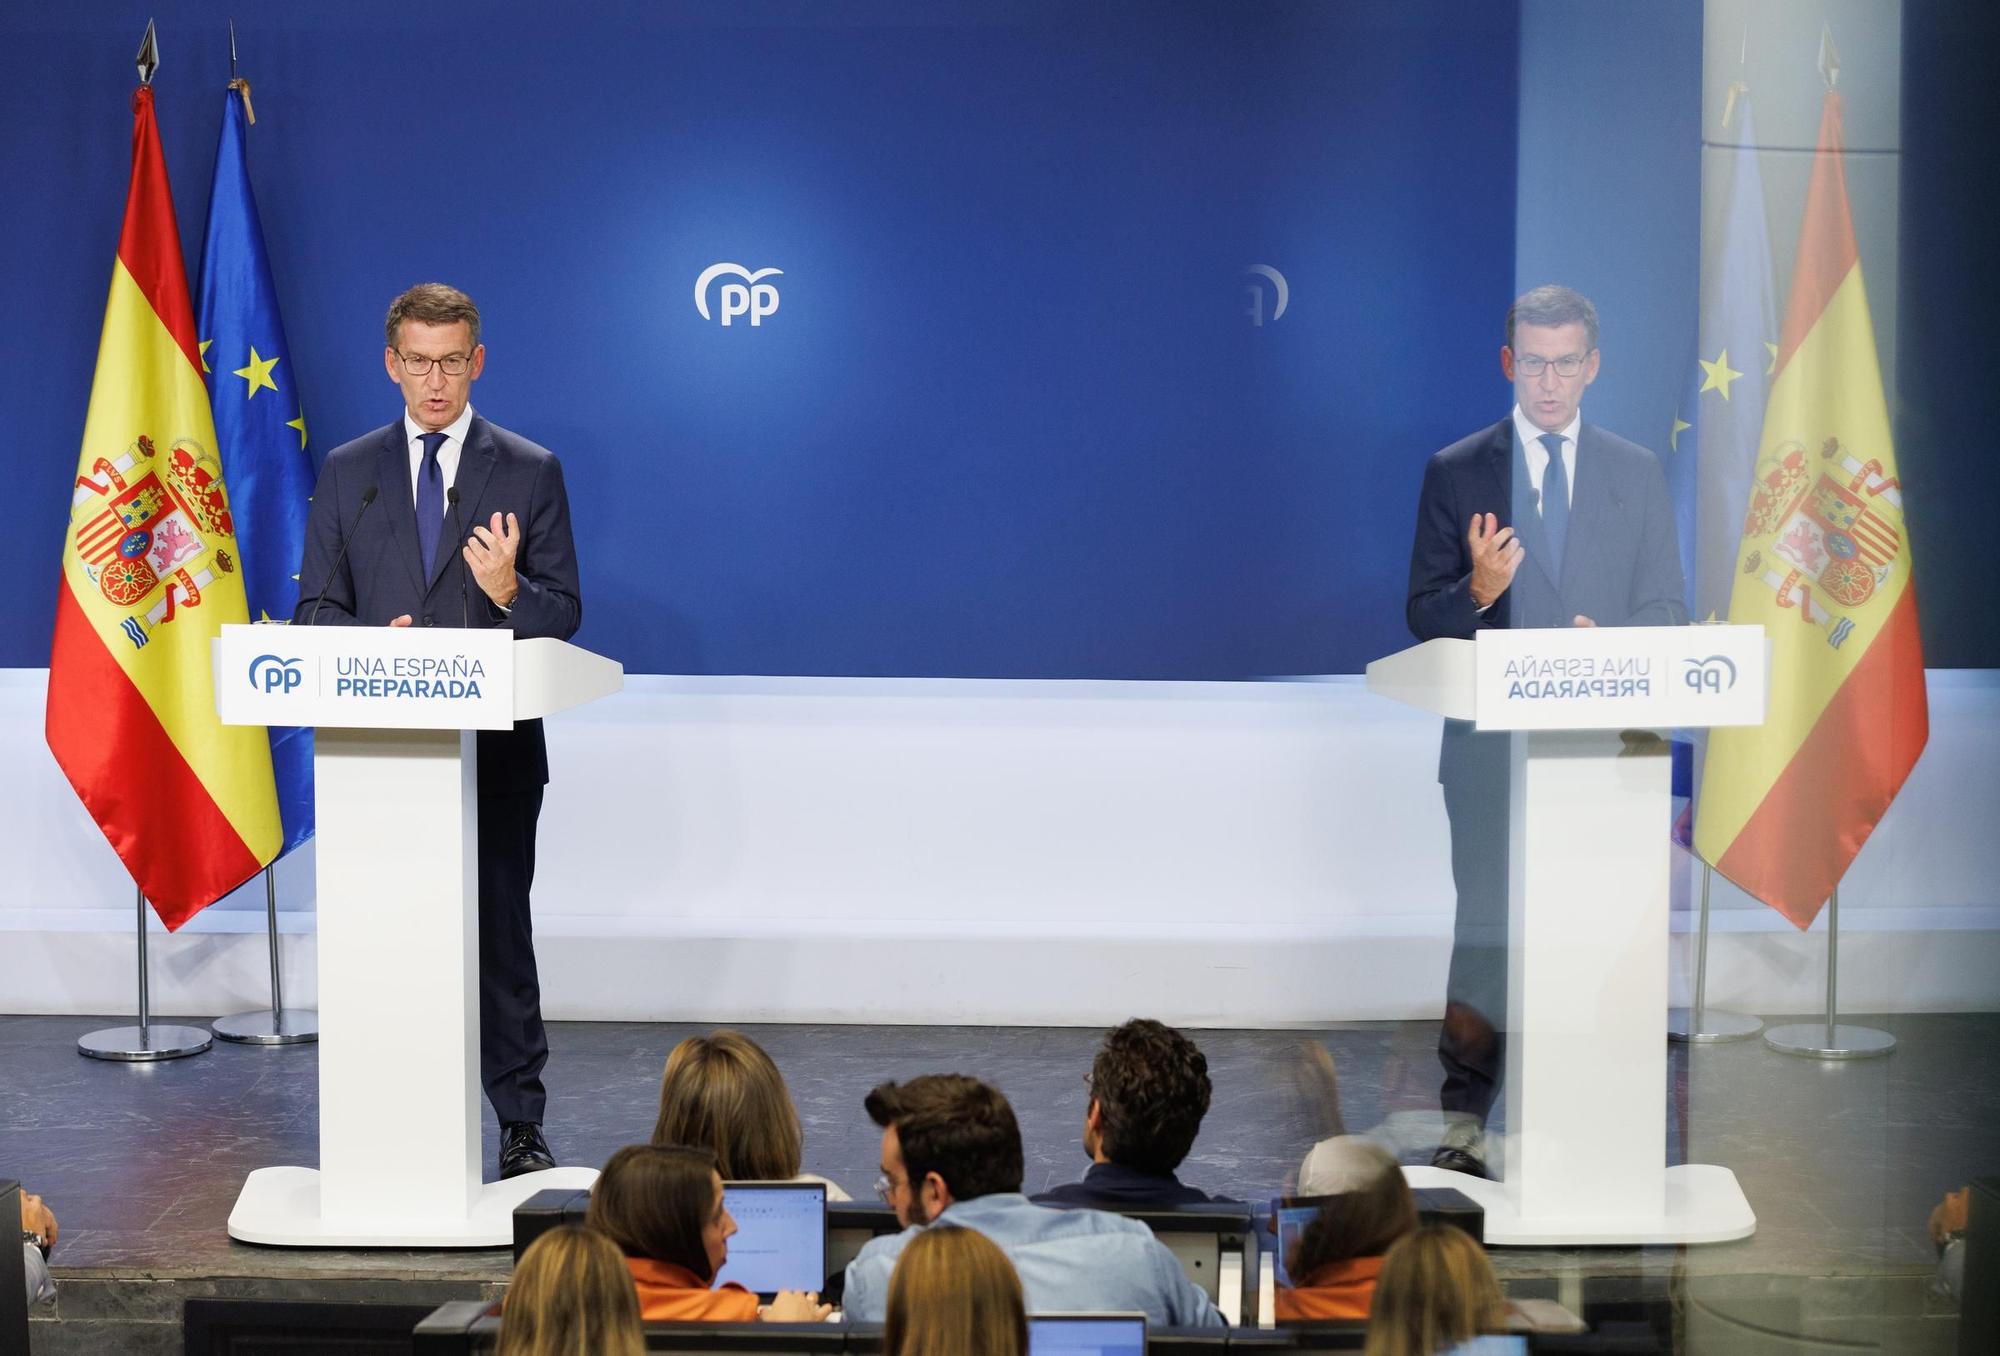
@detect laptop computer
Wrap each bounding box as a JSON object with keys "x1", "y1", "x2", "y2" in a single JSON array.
[
  {"x1": 1029, "y1": 1313, "x2": 1147, "y2": 1356},
  {"x1": 713, "y1": 1181, "x2": 828, "y2": 1299},
  {"x1": 1270, "y1": 1195, "x2": 1332, "y2": 1288}
]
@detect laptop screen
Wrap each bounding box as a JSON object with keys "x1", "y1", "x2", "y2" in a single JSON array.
[
  {"x1": 712, "y1": 1182, "x2": 827, "y2": 1295},
  {"x1": 1029, "y1": 1314, "x2": 1147, "y2": 1356},
  {"x1": 1271, "y1": 1198, "x2": 1325, "y2": 1288}
]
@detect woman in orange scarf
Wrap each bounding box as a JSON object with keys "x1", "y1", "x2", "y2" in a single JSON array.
[
  {"x1": 587, "y1": 1143, "x2": 831, "y2": 1322},
  {"x1": 1275, "y1": 1141, "x2": 1419, "y2": 1322}
]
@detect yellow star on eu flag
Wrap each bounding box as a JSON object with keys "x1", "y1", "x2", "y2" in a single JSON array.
[
  {"x1": 233, "y1": 346, "x2": 281, "y2": 399},
  {"x1": 198, "y1": 338, "x2": 213, "y2": 374},
  {"x1": 1670, "y1": 414, "x2": 1691, "y2": 452},
  {"x1": 287, "y1": 409, "x2": 308, "y2": 450},
  {"x1": 1765, "y1": 340, "x2": 1778, "y2": 376},
  {"x1": 1698, "y1": 348, "x2": 1743, "y2": 400}
]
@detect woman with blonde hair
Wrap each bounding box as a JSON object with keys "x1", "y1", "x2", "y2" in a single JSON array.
[
  {"x1": 1363, "y1": 1224, "x2": 1509, "y2": 1356},
  {"x1": 885, "y1": 1226, "x2": 1027, "y2": 1356},
  {"x1": 589, "y1": 1143, "x2": 831, "y2": 1322},
  {"x1": 497, "y1": 1224, "x2": 644, "y2": 1356},
  {"x1": 653, "y1": 1029, "x2": 851, "y2": 1198}
]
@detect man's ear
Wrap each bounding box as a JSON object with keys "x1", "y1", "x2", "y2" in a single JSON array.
[
  {"x1": 1086, "y1": 1098, "x2": 1103, "y2": 1134},
  {"x1": 921, "y1": 1171, "x2": 953, "y2": 1218}
]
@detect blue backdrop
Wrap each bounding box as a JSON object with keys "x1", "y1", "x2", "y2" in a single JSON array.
[{"x1": 10, "y1": 1, "x2": 1530, "y2": 677}]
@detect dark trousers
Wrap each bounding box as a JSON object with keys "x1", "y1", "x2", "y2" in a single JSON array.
[
  {"x1": 478, "y1": 786, "x2": 548, "y2": 1126},
  {"x1": 1439, "y1": 731, "x2": 1509, "y2": 1126}
]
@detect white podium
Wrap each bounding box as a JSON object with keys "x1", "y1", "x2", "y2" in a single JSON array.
[
  {"x1": 1368, "y1": 625, "x2": 1764, "y2": 1245},
  {"x1": 213, "y1": 624, "x2": 621, "y2": 1245}
]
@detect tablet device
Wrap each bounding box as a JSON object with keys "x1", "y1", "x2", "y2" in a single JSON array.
[
  {"x1": 1270, "y1": 1195, "x2": 1333, "y2": 1288},
  {"x1": 713, "y1": 1181, "x2": 827, "y2": 1297},
  {"x1": 1028, "y1": 1313, "x2": 1147, "y2": 1356}
]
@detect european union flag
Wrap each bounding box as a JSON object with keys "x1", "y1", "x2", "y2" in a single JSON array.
[
  {"x1": 1665, "y1": 90, "x2": 1777, "y2": 624},
  {"x1": 199, "y1": 82, "x2": 314, "y2": 856}
]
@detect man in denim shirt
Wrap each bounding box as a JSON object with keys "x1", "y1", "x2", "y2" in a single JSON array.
[{"x1": 842, "y1": 1075, "x2": 1225, "y2": 1326}]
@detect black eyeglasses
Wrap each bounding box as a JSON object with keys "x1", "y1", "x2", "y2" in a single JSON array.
[
  {"x1": 1513, "y1": 352, "x2": 1591, "y2": 378},
  {"x1": 397, "y1": 351, "x2": 473, "y2": 377}
]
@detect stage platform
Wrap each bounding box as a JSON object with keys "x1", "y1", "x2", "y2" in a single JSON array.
[{"x1": 3, "y1": 1012, "x2": 1986, "y2": 1354}]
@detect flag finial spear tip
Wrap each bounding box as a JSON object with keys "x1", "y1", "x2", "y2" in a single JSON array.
[
  {"x1": 135, "y1": 18, "x2": 159, "y2": 86},
  {"x1": 1818, "y1": 23, "x2": 1841, "y2": 90},
  {"x1": 229, "y1": 18, "x2": 238, "y2": 80}
]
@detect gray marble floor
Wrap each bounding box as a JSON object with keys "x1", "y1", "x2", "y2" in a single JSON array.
[{"x1": 3, "y1": 1012, "x2": 1990, "y2": 1351}]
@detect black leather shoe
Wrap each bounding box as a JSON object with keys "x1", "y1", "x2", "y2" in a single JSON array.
[
  {"x1": 499, "y1": 1122, "x2": 556, "y2": 1180},
  {"x1": 1430, "y1": 1145, "x2": 1490, "y2": 1179}
]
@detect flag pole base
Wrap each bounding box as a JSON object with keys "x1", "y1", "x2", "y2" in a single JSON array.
[
  {"x1": 213, "y1": 1009, "x2": 318, "y2": 1045},
  {"x1": 1667, "y1": 1008, "x2": 1763, "y2": 1043},
  {"x1": 78, "y1": 1024, "x2": 212, "y2": 1062},
  {"x1": 1763, "y1": 1023, "x2": 1895, "y2": 1060}
]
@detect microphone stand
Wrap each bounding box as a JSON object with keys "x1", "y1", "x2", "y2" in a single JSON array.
[
  {"x1": 445, "y1": 486, "x2": 468, "y2": 629},
  {"x1": 308, "y1": 485, "x2": 378, "y2": 624}
]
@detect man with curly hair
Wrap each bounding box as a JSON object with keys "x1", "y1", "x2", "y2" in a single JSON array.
[{"x1": 1035, "y1": 1018, "x2": 1226, "y2": 1208}]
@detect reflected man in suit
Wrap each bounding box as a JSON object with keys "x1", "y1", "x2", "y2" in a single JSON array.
[
  {"x1": 1405, "y1": 285, "x2": 1685, "y2": 1176},
  {"x1": 295, "y1": 283, "x2": 582, "y2": 1180}
]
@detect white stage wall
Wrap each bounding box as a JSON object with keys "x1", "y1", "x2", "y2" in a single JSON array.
[{"x1": 3, "y1": 668, "x2": 1996, "y2": 1025}]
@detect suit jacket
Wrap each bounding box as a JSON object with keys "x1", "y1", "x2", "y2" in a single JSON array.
[
  {"x1": 293, "y1": 414, "x2": 583, "y2": 791},
  {"x1": 1406, "y1": 418, "x2": 1686, "y2": 782}
]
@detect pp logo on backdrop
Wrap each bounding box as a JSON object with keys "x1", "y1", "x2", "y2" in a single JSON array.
[
  {"x1": 1243, "y1": 265, "x2": 1289, "y2": 327},
  {"x1": 695, "y1": 263, "x2": 783, "y2": 327},
  {"x1": 248, "y1": 653, "x2": 304, "y2": 695},
  {"x1": 1683, "y1": 655, "x2": 1738, "y2": 695}
]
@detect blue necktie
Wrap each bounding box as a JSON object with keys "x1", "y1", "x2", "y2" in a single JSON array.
[
  {"x1": 1538, "y1": 431, "x2": 1568, "y2": 577},
  {"x1": 416, "y1": 431, "x2": 447, "y2": 578}
]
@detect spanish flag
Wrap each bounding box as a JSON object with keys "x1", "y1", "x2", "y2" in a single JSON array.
[
  {"x1": 1693, "y1": 92, "x2": 1928, "y2": 929},
  {"x1": 46, "y1": 83, "x2": 280, "y2": 929}
]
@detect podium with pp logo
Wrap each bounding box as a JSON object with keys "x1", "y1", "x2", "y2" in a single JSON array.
[
  {"x1": 1367, "y1": 624, "x2": 1765, "y2": 1245},
  {"x1": 213, "y1": 624, "x2": 621, "y2": 1245}
]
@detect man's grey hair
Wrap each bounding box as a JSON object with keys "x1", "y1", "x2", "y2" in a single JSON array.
[
  {"x1": 1506, "y1": 284, "x2": 1598, "y2": 352},
  {"x1": 385, "y1": 282, "x2": 481, "y2": 351}
]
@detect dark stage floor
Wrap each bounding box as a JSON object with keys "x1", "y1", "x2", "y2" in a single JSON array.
[{"x1": 2, "y1": 1012, "x2": 1990, "y2": 1353}]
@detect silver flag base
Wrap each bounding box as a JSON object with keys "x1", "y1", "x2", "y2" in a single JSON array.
[
  {"x1": 1763, "y1": 1022, "x2": 1896, "y2": 1060},
  {"x1": 213, "y1": 1008, "x2": 319, "y2": 1045},
  {"x1": 78, "y1": 1023, "x2": 213, "y2": 1062},
  {"x1": 1667, "y1": 1008, "x2": 1764, "y2": 1043}
]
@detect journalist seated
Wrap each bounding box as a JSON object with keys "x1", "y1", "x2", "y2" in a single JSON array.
[
  {"x1": 1274, "y1": 1140, "x2": 1418, "y2": 1322},
  {"x1": 587, "y1": 1144, "x2": 831, "y2": 1323},
  {"x1": 885, "y1": 1226, "x2": 1028, "y2": 1356},
  {"x1": 842, "y1": 1074, "x2": 1224, "y2": 1327},
  {"x1": 1034, "y1": 1018, "x2": 1227, "y2": 1210},
  {"x1": 497, "y1": 1224, "x2": 645, "y2": 1356},
  {"x1": 652, "y1": 1029, "x2": 850, "y2": 1199}
]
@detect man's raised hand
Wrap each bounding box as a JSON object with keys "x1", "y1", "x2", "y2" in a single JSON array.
[{"x1": 1467, "y1": 512, "x2": 1524, "y2": 609}]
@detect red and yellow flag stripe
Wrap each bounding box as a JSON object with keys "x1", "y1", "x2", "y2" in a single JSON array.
[
  {"x1": 46, "y1": 86, "x2": 279, "y2": 929},
  {"x1": 1693, "y1": 93, "x2": 1928, "y2": 929}
]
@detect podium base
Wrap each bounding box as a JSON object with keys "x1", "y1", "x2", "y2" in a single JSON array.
[
  {"x1": 226, "y1": 1164, "x2": 599, "y2": 1247},
  {"x1": 1401, "y1": 1162, "x2": 1755, "y2": 1245}
]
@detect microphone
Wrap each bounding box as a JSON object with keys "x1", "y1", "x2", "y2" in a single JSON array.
[
  {"x1": 445, "y1": 485, "x2": 468, "y2": 629},
  {"x1": 307, "y1": 485, "x2": 378, "y2": 625}
]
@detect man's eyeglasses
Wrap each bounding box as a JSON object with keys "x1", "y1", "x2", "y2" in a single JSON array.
[
  {"x1": 397, "y1": 351, "x2": 473, "y2": 377},
  {"x1": 873, "y1": 1172, "x2": 904, "y2": 1204},
  {"x1": 1512, "y1": 352, "x2": 1591, "y2": 379}
]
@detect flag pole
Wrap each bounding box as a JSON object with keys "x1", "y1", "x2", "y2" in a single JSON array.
[
  {"x1": 1764, "y1": 885, "x2": 1896, "y2": 1059},
  {"x1": 1669, "y1": 860, "x2": 1762, "y2": 1042},
  {"x1": 212, "y1": 867, "x2": 318, "y2": 1044},
  {"x1": 77, "y1": 888, "x2": 214, "y2": 1061}
]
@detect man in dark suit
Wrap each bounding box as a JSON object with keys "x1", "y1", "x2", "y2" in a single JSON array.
[
  {"x1": 1406, "y1": 285, "x2": 1685, "y2": 1177},
  {"x1": 294, "y1": 283, "x2": 582, "y2": 1179}
]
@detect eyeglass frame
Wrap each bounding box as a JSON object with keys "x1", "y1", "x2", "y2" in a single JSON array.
[
  {"x1": 394, "y1": 350, "x2": 475, "y2": 378},
  {"x1": 1509, "y1": 350, "x2": 1593, "y2": 379}
]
